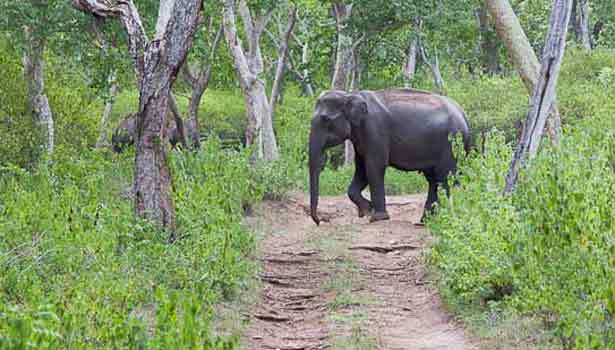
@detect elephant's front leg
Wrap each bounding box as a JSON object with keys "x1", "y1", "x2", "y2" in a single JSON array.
[
  {"x1": 366, "y1": 160, "x2": 389, "y2": 222},
  {"x1": 348, "y1": 156, "x2": 372, "y2": 217}
]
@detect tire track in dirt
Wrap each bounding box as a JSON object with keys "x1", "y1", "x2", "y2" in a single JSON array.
[{"x1": 244, "y1": 193, "x2": 475, "y2": 350}]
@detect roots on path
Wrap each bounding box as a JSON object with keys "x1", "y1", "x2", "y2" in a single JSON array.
[{"x1": 243, "y1": 193, "x2": 475, "y2": 350}]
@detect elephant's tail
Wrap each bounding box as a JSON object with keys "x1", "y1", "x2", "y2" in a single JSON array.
[{"x1": 455, "y1": 111, "x2": 472, "y2": 157}]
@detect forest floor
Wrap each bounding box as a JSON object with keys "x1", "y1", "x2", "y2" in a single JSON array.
[{"x1": 241, "y1": 192, "x2": 476, "y2": 350}]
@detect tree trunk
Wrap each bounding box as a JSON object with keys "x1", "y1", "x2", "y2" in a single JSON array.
[
  {"x1": 402, "y1": 35, "x2": 418, "y2": 87},
  {"x1": 186, "y1": 83, "x2": 205, "y2": 148},
  {"x1": 182, "y1": 23, "x2": 222, "y2": 149},
  {"x1": 223, "y1": 0, "x2": 279, "y2": 162},
  {"x1": 575, "y1": 0, "x2": 591, "y2": 49},
  {"x1": 486, "y1": 0, "x2": 561, "y2": 142},
  {"x1": 168, "y1": 93, "x2": 188, "y2": 148},
  {"x1": 485, "y1": 0, "x2": 540, "y2": 92},
  {"x1": 504, "y1": 0, "x2": 572, "y2": 194},
  {"x1": 95, "y1": 71, "x2": 118, "y2": 148},
  {"x1": 270, "y1": 5, "x2": 297, "y2": 110},
  {"x1": 477, "y1": 5, "x2": 500, "y2": 75},
  {"x1": 73, "y1": 0, "x2": 203, "y2": 230},
  {"x1": 23, "y1": 32, "x2": 54, "y2": 161},
  {"x1": 301, "y1": 42, "x2": 315, "y2": 96},
  {"x1": 331, "y1": 3, "x2": 353, "y2": 91},
  {"x1": 419, "y1": 40, "x2": 445, "y2": 94},
  {"x1": 134, "y1": 0, "x2": 202, "y2": 230}
]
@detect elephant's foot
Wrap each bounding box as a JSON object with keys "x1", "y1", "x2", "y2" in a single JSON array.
[
  {"x1": 357, "y1": 202, "x2": 373, "y2": 218},
  {"x1": 369, "y1": 211, "x2": 390, "y2": 223},
  {"x1": 417, "y1": 209, "x2": 433, "y2": 225}
]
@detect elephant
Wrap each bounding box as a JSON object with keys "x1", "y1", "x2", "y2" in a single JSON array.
[
  {"x1": 111, "y1": 113, "x2": 199, "y2": 153},
  {"x1": 308, "y1": 88, "x2": 471, "y2": 225}
]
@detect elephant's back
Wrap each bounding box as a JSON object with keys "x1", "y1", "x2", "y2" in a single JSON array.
[{"x1": 377, "y1": 90, "x2": 468, "y2": 133}]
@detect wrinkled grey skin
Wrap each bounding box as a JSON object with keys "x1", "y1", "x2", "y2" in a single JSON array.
[
  {"x1": 309, "y1": 89, "x2": 471, "y2": 225},
  {"x1": 111, "y1": 113, "x2": 198, "y2": 153}
]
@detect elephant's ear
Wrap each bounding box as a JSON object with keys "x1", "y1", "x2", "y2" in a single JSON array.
[{"x1": 344, "y1": 94, "x2": 368, "y2": 127}]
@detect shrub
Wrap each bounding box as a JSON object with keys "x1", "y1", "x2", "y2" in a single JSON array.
[
  {"x1": 428, "y1": 50, "x2": 615, "y2": 348},
  {"x1": 0, "y1": 139, "x2": 255, "y2": 348}
]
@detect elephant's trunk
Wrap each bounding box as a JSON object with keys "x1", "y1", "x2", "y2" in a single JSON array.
[{"x1": 309, "y1": 130, "x2": 324, "y2": 225}]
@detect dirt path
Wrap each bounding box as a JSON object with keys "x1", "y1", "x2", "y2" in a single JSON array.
[{"x1": 244, "y1": 193, "x2": 475, "y2": 350}]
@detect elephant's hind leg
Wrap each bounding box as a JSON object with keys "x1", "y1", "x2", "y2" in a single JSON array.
[
  {"x1": 348, "y1": 156, "x2": 372, "y2": 217},
  {"x1": 421, "y1": 170, "x2": 439, "y2": 223}
]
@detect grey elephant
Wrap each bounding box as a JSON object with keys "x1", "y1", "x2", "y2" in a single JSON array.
[
  {"x1": 308, "y1": 88, "x2": 471, "y2": 225},
  {"x1": 111, "y1": 113, "x2": 198, "y2": 153}
]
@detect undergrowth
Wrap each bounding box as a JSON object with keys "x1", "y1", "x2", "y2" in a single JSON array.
[{"x1": 428, "y1": 49, "x2": 615, "y2": 349}]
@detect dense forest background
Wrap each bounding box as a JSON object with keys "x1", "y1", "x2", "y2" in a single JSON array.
[{"x1": 1, "y1": 0, "x2": 614, "y2": 348}]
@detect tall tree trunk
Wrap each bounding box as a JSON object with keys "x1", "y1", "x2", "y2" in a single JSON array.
[
  {"x1": 182, "y1": 22, "x2": 222, "y2": 149},
  {"x1": 402, "y1": 35, "x2": 418, "y2": 87},
  {"x1": 331, "y1": 3, "x2": 353, "y2": 91},
  {"x1": 575, "y1": 0, "x2": 591, "y2": 49},
  {"x1": 486, "y1": 0, "x2": 561, "y2": 142},
  {"x1": 332, "y1": 3, "x2": 359, "y2": 166},
  {"x1": 301, "y1": 42, "x2": 315, "y2": 96},
  {"x1": 186, "y1": 87, "x2": 204, "y2": 148},
  {"x1": 270, "y1": 5, "x2": 297, "y2": 111},
  {"x1": 419, "y1": 40, "x2": 445, "y2": 94},
  {"x1": 223, "y1": 0, "x2": 279, "y2": 162},
  {"x1": 134, "y1": 0, "x2": 202, "y2": 230},
  {"x1": 349, "y1": 53, "x2": 360, "y2": 91},
  {"x1": 23, "y1": 31, "x2": 54, "y2": 161},
  {"x1": 73, "y1": 0, "x2": 203, "y2": 230},
  {"x1": 477, "y1": 5, "x2": 500, "y2": 75},
  {"x1": 504, "y1": 0, "x2": 572, "y2": 194},
  {"x1": 95, "y1": 71, "x2": 118, "y2": 148}
]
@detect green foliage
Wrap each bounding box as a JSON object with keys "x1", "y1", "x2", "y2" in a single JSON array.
[
  {"x1": 0, "y1": 140, "x2": 255, "y2": 348},
  {"x1": 428, "y1": 51, "x2": 615, "y2": 348},
  {"x1": 0, "y1": 39, "x2": 36, "y2": 168},
  {"x1": 0, "y1": 38, "x2": 99, "y2": 168}
]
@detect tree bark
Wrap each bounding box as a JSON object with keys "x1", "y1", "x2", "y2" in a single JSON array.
[
  {"x1": 402, "y1": 34, "x2": 418, "y2": 87},
  {"x1": 331, "y1": 1, "x2": 363, "y2": 166},
  {"x1": 223, "y1": 0, "x2": 280, "y2": 162},
  {"x1": 270, "y1": 5, "x2": 297, "y2": 110},
  {"x1": 477, "y1": 5, "x2": 500, "y2": 75},
  {"x1": 486, "y1": 0, "x2": 561, "y2": 142},
  {"x1": 419, "y1": 39, "x2": 445, "y2": 94},
  {"x1": 574, "y1": 0, "x2": 591, "y2": 49},
  {"x1": 331, "y1": 3, "x2": 353, "y2": 91},
  {"x1": 23, "y1": 31, "x2": 54, "y2": 161},
  {"x1": 301, "y1": 41, "x2": 315, "y2": 96},
  {"x1": 182, "y1": 22, "x2": 223, "y2": 149},
  {"x1": 168, "y1": 93, "x2": 188, "y2": 148},
  {"x1": 95, "y1": 71, "x2": 118, "y2": 148},
  {"x1": 485, "y1": 0, "x2": 540, "y2": 92},
  {"x1": 73, "y1": 0, "x2": 203, "y2": 230},
  {"x1": 504, "y1": 0, "x2": 572, "y2": 194}
]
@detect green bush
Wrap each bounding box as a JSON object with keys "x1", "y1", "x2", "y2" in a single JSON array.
[
  {"x1": 0, "y1": 40, "x2": 99, "y2": 168},
  {"x1": 428, "y1": 50, "x2": 615, "y2": 348},
  {"x1": 0, "y1": 41, "x2": 36, "y2": 168},
  {"x1": 0, "y1": 139, "x2": 256, "y2": 349}
]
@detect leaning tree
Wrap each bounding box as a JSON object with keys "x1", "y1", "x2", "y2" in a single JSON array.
[
  {"x1": 73, "y1": 0, "x2": 203, "y2": 230},
  {"x1": 504, "y1": 0, "x2": 573, "y2": 193}
]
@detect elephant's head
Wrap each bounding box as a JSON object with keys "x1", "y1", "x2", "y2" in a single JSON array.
[{"x1": 309, "y1": 91, "x2": 368, "y2": 225}]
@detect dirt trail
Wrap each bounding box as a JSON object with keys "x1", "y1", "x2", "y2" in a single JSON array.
[{"x1": 244, "y1": 193, "x2": 475, "y2": 350}]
